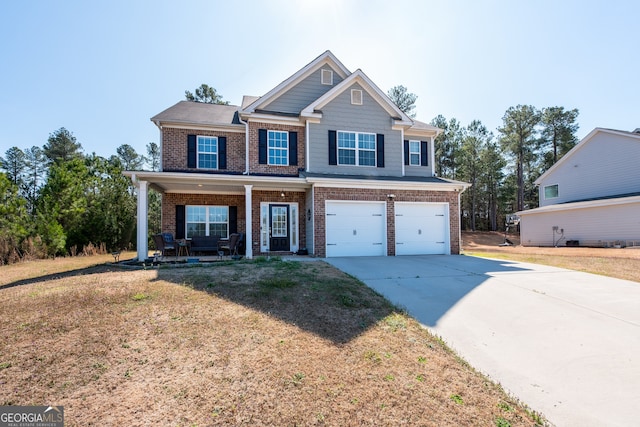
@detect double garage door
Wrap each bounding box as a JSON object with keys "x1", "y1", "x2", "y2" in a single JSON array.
[{"x1": 325, "y1": 201, "x2": 449, "y2": 257}]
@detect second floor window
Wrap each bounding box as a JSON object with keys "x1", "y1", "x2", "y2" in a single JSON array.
[
  {"x1": 544, "y1": 184, "x2": 559, "y2": 199},
  {"x1": 268, "y1": 130, "x2": 288, "y2": 165},
  {"x1": 409, "y1": 141, "x2": 421, "y2": 166},
  {"x1": 197, "y1": 136, "x2": 218, "y2": 169},
  {"x1": 338, "y1": 131, "x2": 376, "y2": 166}
]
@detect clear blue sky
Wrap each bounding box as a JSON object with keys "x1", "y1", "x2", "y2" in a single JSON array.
[{"x1": 1, "y1": 0, "x2": 638, "y2": 159}]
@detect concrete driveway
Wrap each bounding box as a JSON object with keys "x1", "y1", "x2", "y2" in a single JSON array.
[{"x1": 325, "y1": 255, "x2": 640, "y2": 427}]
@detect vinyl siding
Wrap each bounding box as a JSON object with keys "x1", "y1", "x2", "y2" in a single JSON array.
[
  {"x1": 262, "y1": 66, "x2": 344, "y2": 114},
  {"x1": 308, "y1": 83, "x2": 402, "y2": 176},
  {"x1": 403, "y1": 136, "x2": 435, "y2": 177},
  {"x1": 538, "y1": 132, "x2": 640, "y2": 207},
  {"x1": 520, "y1": 200, "x2": 640, "y2": 246}
]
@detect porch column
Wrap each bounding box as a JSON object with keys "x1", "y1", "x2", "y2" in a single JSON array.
[
  {"x1": 136, "y1": 180, "x2": 149, "y2": 261},
  {"x1": 244, "y1": 184, "x2": 253, "y2": 259}
]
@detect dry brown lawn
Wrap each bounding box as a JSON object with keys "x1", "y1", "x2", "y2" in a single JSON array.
[
  {"x1": 0, "y1": 254, "x2": 542, "y2": 426},
  {"x1": 462, "y1": 231, "x2": 640, "y2": 283}
]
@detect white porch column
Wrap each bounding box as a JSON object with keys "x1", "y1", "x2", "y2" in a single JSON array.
[
  {"x1": 136, "y1": 180, "x2": 149, "y2": 261},
  {"x1": 244, "y1": 184, "x2": 253, "y2": 259}
]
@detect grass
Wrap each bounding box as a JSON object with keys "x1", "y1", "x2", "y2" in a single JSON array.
[
  {"x1": 0, "y1": 255, "x2": 544, "y2": 426},
  {"x1": 464, "y1": 250, "x2": 640, "y2": 283}
]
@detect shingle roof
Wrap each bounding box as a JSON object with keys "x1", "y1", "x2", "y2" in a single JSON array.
[{"x1": 151, "y1": 101, "x2": 241, "y2": 127}]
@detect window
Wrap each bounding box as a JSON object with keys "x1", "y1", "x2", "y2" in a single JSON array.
[
  {"x1": 544, "y1": 184, "x2": 559, "y2": 199},
  {"x1": 268, "y1": 130, "x2": 288, "y2": 165},
  {"x1": 186, "y1": 206, "x2": 229, "y2": 238},
  {"x1": 197, "y1": 136, "x2": 218, "y2": 169},
  {"x1": 409, "y1": 141, "x2": 421, "y2": 166},
  {"x1": 337, "y1": 131, "x2": 376, "y2": 166},
  {"x1": 321, "y1": 69, "x2": 333, "y2": 85},
  {"x1": 351, "y1": 89, "x2": 363, "y2": 105}
]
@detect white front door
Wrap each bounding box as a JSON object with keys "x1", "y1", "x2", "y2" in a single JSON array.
[
  {"x1": 395, "y1": 202, "x2": 449, "y2": 255},
  {"x1": 325, "y1": 201, "x2": 386, "y2": 257}
]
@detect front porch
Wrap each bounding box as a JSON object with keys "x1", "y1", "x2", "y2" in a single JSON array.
[{"x1": 126, "y1": 171, "x2": 310, "y2": 262}]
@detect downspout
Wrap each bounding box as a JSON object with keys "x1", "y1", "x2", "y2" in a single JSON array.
[
  {"x1": 305, "y1": 119, "x2": 310, "y2": 172},
  {"x1": 239, "y1": 114, "x2": 250, "y2": 174}
]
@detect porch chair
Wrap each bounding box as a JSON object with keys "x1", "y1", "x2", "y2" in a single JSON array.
[
  {"x1": 153, "y1": 233, "x2": 176, "y2": 257},
  {"x1": 217, "y1": 233, "x2": 242, "y2": 259}
]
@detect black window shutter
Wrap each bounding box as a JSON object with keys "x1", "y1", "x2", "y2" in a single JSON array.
[
  {"x1": 187, "y1": 135, "x2": 197, "y2": 168},
  {"x1": 229, "y1": 206, "x2": 238, "y2": 235},
  {"x1": 176, "y1": 205, "x2": 186, "y2": 239},
  {"x1": 218, "y1": 136, "x2": 227, "y2": 169},
  {"x1": 258, "y1": 129, "x2": 267, "y2": 164},
  {"x1": 421, "y1": 141, "x2": 429, "y2": 167},
  {"x1": 289, "y1": 131, "x2": 298, "y2": 166},
  {"x1": 328, "y1": 130, "x2": 337, "y2": 165},
  {"x1": 404, "y1": 140, "x2": 410, "y2": 165},
  {"x1": 376, "y1": 134, "x2": 385, "y2": 168}
]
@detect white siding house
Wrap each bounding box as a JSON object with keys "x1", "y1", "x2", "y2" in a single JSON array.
[{"x1": 518, "y1": 128, "x2": 640, "y2": 247}]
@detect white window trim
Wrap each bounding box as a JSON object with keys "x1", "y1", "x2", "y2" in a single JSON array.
[
  {"x1": 409, "y1": 140, "x2": 421, "y2": 166},
  {"x1": 337, "y1": 130, "x2": 376, "y2": 167},
  {"x1": 185, "y1": 205, "x2": 229, "y2": 238},
  {"x1": 259, "y1": 202, "x2": 299, "y2": 253},
  {"x1": 321, "y1": 69, "x2": 333, "y2": 85},
  {"x1": 351, "y1": 89, "x2": 363, "y2": 105},
  {"x1": 544, "y1": 184, "x2": 559, "y2": 199},
  {"x1": 267, "y1": 130, "x2": 289, "y2": 166},
  {"x1": 197, "y1": 135, "x2": 218, "y2": 170}
]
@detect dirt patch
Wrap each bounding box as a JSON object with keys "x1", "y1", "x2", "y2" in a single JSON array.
[{"x1": 0, "y1": 256, "x2": 543, "y2": 426}]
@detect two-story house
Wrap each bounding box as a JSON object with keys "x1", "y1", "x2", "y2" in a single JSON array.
[
  {"x1": 518, "y1": 127, "x2": 640, "y2": 247},
  {"x1": 126, "y1": 51, "x2": 469, "y2": 261}
]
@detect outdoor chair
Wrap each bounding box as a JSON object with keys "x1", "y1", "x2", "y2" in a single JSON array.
[
  {"x1": 217, "y1": 233, "x2": 241, "y2": 259},
  {"x1": 153, "y1": 233, "x2": 176, "y2": 257}
]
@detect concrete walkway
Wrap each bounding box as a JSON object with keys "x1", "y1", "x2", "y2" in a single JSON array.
[{"x1": 325, "y1": 255, "x2": 640, "y2": 427}]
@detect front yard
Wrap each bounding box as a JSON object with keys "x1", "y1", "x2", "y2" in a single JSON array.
[{"x1": 0, "y1": 254, "x2": 542, "y2": 426}]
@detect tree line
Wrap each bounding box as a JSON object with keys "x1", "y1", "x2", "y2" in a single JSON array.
[
  {"x1": 0, "y1": 84, "x2": 580, "y2": 264},
  {"x1": 0, "y1": 128, "x2": 161, "y2": 264}
]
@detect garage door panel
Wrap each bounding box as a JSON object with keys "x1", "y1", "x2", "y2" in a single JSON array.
[
  {"x1": 395, "y1": 203, "x2": 449, "y2": 255},
  {"x1": 326, "y1": 201, "x2": 386, "y2": 257}
]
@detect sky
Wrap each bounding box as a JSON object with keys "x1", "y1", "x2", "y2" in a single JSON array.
[{"x1": 1, "y1": 0, "x2": 639, "y2": 159}]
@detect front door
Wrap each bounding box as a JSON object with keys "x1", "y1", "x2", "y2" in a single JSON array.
[{"x1": 269, "y1": 204, "x2": 290, "y2": 252}]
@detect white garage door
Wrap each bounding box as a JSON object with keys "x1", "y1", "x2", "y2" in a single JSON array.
[
  {"x1": 395, "y1": 202, "x2": 449, "y2": 255},
  {"x1": 326, "y1": 201, "x2": 386, "y2": 257}
]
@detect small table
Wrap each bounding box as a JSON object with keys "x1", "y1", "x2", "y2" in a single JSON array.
[{"x1": 177, "y1": 239, "x2": 190, "y2": 256}]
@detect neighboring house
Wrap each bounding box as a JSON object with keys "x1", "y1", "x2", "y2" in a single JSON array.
[
  {"x1": 126, "y1": 51, "x2": 469, "y2": 260},
  {"x1": 518, "y1": 128, "x2": 640, "y2": 247}
]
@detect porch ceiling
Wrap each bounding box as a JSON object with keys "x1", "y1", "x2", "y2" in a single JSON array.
[{"x1": 124, "y1": 171, "x2": 310, "y2": 194}]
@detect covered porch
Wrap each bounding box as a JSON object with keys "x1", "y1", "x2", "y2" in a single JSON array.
[{"x1": 125, "y1": 171, "x2": 310, "y2": 262}]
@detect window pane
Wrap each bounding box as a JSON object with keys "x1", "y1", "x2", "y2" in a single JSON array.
[
  {"x1": 197, "y1": 136, "x2": 218, "y2": 169},
  {"x1": 410, "y1": 153, "x2": 420, "y2": 165},
  {"x1": 358, "y1": 133, "x2": 376, "y2": 150},
  {"x1": 359, "y1": 150, "x2": 375, "y2": 166},
  {"x1": 187, "y1": 206, "x2": 206, "y2": 222},
  {"x1": 338, "y1": 132, "x2": 355, "y2": 148},
  {"x1": 544, "y1": 185, "x2": 558, "y2": 199},
  {"x1": 209, "y1": 223, "x2": 228, "y2": 239},
  {"x1": 186, "y1": 223, "x2": 206, "y2": 238},
  {"x1": 338, "y1": 148, "x2": 356, "y2": 165}
]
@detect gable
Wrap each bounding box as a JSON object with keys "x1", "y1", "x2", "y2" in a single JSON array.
[
  {"x1": 537, "y1": 128, "x2": 640, "y2": 206},
  {"x1": 260, "y1": 65, "x2": 345, "y2": 114},
  {"x1": 242, "y1": 50, "x2": 350, "y2": 115}
]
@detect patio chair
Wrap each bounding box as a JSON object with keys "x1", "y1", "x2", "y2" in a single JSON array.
[
  {"x1": 218, "y1": 233, "x2": 241, "y2": 259},
  {"x1": 153, "y1": 233, "x2": 176, "y2": 257}
]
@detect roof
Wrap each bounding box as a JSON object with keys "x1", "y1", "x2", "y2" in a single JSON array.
[
  {"x1": 517, "y1": 192, "x2": 640, "y2": 215},
  {"x1": 302, "y1": 172, "x2": 470, "y2": 190},
  {"x1": 535, "y1": 127, "x2": 640, "y2": 185},
  {"x1": 151, "y1": 101, "x2": 242, "y2": 127},
  {"x1": 406, "y1": 119, "x2": 442, "y2": 135}
]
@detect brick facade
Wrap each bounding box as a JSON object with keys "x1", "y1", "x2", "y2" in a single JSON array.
[
  {"x1": 247, "y1": 121, "x2": 305, "y2": 175},
  {"x1": 162, "y1": 127, "x2": 245, "y2": 173},
  {"x1": 313, "y1": 187, "x2": 460, "y2": 257}
]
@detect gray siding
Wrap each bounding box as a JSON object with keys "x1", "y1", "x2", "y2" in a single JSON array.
[
  {"x1": 308, "y1": 83, "x2": 403, "y2": 176},
  {"x1": 263, "y1": 66, "x2": 344, "y2": 114},
  {"x1": 539, "y1": 132, "x2": 640, "y2": 207},
  {"x1": 520, "y1": 201, "x2": 640, "y2": 246}
]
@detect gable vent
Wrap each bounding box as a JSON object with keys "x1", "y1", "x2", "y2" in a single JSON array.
[
  {"x1": 351, "y1": 89, "x2": 363, "y2": 105},
  {"x1": 321, "y1": 69, "x2": 333, "y2": 85}
]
